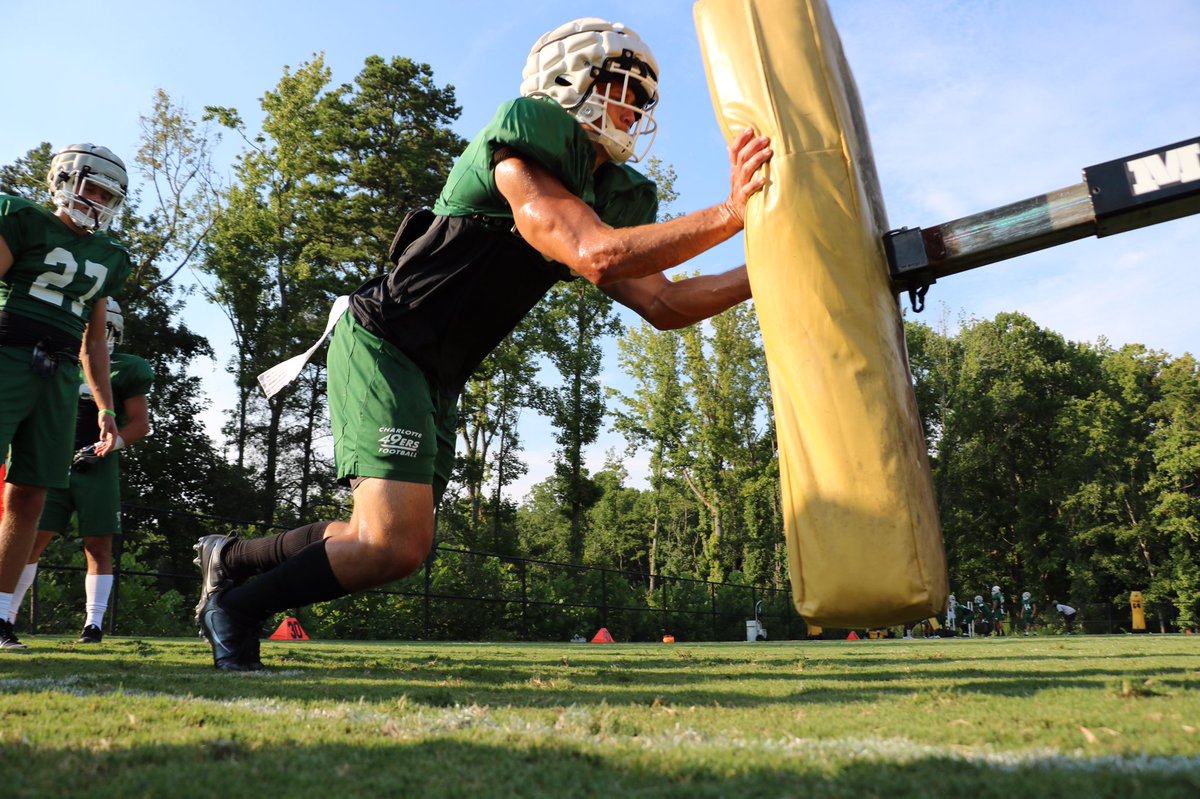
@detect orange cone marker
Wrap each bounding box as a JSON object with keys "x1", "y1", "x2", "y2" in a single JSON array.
[
  {"x1": 269, "y1": 617, "x2": 310, "y2": 641},
  {"x1": 591, "y1": 628, "x2": 615, "y2": 644}
]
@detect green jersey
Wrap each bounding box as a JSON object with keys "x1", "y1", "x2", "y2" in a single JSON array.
[
  {"x1": 991, "y1": 591, "x2": 1005, "y2": 621},
  {"x1": 0, "y1": 195, "x2": 132, "y2": 343},
  {"x1": 72, "y1": 352, "x2": 154, "y2": 449},
  {"x1": 352, "y1": 97, "x2": 657, "y2": 396},
  {"x1": 433, "y1": 96, "x2": 657, "y2": 228}
]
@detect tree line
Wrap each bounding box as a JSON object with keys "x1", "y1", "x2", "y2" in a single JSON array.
[{"x1": 3, "y1": 53, "x2": 1196, "y2": 635}]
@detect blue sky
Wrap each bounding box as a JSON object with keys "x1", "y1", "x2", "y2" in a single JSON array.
[{"x1": 3, "y1": 1, "x2": 1197, "y2": 497}]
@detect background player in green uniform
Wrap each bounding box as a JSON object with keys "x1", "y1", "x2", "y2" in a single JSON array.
[
  {"x1": 974, "y1": 594, "x2": 989, "y2": 636},
  {"x1": 0, "y1": 144, "x2": 133, "y2": 649},
  {"x1": 955, "y1": 595, "x2": 975, "y2": 637},
  {"x1": 8, "y1": 299, "x2": 152, "y2": 642},
  {"x1": 194, "y1": 17, "x2": 774, "y2": 670},
  {"x1": 1020, "y1": 590, "x2": 1038, "y2": 636}
]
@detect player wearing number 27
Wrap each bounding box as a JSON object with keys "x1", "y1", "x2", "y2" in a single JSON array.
[{"x1": 0, "y1": 144, "x2": 133, "y2": 649}]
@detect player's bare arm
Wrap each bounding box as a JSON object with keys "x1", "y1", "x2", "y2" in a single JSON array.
[
  {"x1": 598, "y1": 265, "x2": 751, "y2": 329},
  {"x1": 0, "y1": 235, "x2": 12, "y2": 278},
  {"x1": 119, "y1": 394, "x2": 151, "y2": 448},
  {"x1": 495, "y1": 126, "x2": 772, "y2": 287},
  {"x1": 80, "y1": 300, "x2": 118, "y2": 455}
]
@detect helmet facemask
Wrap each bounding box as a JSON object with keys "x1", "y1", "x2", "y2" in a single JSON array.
[
  {"x1": 47, "y1": 145, "x2": 128, "y2": 233},
  {"x1": 521, "y1": 18, "x2": 660, "y2": 163},
  {"x1": 573, "y1": 55, "x2": 658, "y2": 163}
]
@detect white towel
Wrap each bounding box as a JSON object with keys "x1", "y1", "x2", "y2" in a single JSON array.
[{"x1": 257, "y1": 295, "x2": 350, "y2": 399}]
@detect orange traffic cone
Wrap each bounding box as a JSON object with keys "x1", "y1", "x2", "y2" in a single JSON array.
[
  {"x1": 591, "y1": 627, "x2": 615, "y2": 644},
  {"x1": 269, "y1": 616, "x2": 310, "y2": 641},
  {"x1": 846, "y1": 630, "x2": 860, "y2": 640}
]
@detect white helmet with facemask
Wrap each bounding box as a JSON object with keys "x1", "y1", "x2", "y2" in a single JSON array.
[
  {"x1": 105, "y1": 297, "x2": 124, "y2": 355},
  {"x1": 520, "y1": 18, "x2": 659, "y2": 163},
  {"x1": 47, "y1": 143, "x2": 128, "y2": 233}
]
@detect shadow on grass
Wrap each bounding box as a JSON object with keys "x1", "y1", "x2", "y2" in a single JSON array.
[
  {"x1": 4, "y1": 737, "x2": 1199, "y2": 799},
  {"x1": 1, "y1": 637, "x2": 1192, "y2": 710}
]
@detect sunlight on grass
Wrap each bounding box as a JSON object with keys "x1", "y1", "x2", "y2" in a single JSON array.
[{"x1": 1, "y1": 635, "x2": 1198, "y2": 797}]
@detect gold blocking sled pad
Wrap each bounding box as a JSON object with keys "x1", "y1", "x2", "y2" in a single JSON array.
[{"x1": 694, "y1": 0, "x2": 947, "y2": 627}]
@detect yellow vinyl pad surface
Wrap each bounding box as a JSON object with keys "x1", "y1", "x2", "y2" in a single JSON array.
[{"x1": 694, "y1": 0, "x2": 947, "y2": 627}]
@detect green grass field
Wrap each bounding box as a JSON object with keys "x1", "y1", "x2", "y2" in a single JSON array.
[{"x1": 1, "y1": 633, "x2": 1198, "y2": 798}]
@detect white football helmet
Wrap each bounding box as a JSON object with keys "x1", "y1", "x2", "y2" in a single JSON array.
[
  {"x1": 105, "y1": 297, "x2": 124, "y2": 355},
  {"x1": 974, "y1": 595, "x2": 984, "y2": 605},
  {"x1": 520, "y1": 18, "x2": 659, "y2": 163},
  {"x1": 1021, "y1": 591, "x2": 1031, "y2": 601},
  {"x1": 47, "y1": 143, "x2": 128, "y2": 233},
  {"x1": 992, "y1": 585, "x2": 1001, "y2": 595}
]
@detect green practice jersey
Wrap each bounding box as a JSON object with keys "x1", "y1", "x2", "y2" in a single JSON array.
[
  {"x1": 433, "y1": 96, "x2": 657, "y2": 229},
  {"x1": 72, "y1": 352, "x2": 154, "y2": 449},
  {"x1": 0, "y1": 196, "x2": 132, "y2": 342},
  {"x1": 352, "y1": 96, "x2": 658, "y2": 396}
]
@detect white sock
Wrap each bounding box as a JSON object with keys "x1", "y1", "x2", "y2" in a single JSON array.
[
  {"x1": 0, "y1": 592, "x2": 12, "y2": 624},
  {"x1": 85, "y1": 574, "x2": 114, "y2": 629},
  {"x1": 10, "y1": 563, "x2": 38, "y2": 623}
]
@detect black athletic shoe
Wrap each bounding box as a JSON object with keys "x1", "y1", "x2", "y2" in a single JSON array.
[
  {"x1": 198, "y1": 590, "x2": 264, "y2": 672},
  {"x1": 0, "y1": 619, "x2": 28, "y2": 650},
  {"x1": 193, "y1": 534, "x2": 235, "y2": 622},
  {"x1": 79, "y1": 624, "x2": 104, "y2": 644}
]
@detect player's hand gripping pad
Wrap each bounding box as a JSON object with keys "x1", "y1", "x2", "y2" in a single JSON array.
[{"x1": 694, "y1": 0, "x2": 947, "y2": 627}]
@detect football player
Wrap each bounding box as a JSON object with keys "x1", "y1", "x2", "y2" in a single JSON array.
[
  {"x1": 973, "y1": 594, "x2": 989, "y2": 636},
  {"x1": 954, "y1": 594, "x2": 975, "y2": 637},
  {"x1": 1020, "y1": 590, "x2": 1038, "y2": 636},
  {"x1": 0, "y1": 144, "x2": 133, "y2": 649},
  {"x1": 193, "y1": 17, "x2": 773, "y2": 670},
  {"x1": 990, "y1": 585, "x2": 1006, "y2": 636},
  {"x1": 8, "y1": 299, "x2": 152, "y2": 643}
]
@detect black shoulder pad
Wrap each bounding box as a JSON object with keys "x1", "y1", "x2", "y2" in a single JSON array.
[{"x1": 388, "y1": 208, "x2": 436, "y2": 265}]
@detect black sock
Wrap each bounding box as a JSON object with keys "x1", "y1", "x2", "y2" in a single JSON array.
[
  {"x1": 220, "y1": 539, "x2": 347, "y2": 620},
  {"x1": 223, "y1": 521, "x2": 333, "y2": 581}
]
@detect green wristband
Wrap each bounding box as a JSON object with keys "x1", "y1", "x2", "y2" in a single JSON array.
[{"x1": 99, "y1": 409, "x2": 117, "y2": 419}]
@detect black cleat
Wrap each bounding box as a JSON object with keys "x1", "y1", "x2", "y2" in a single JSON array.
[
  {"x1": 198, "y1": 589, "x2": 264, "y2": 672},
  {"x1": 193, "y1": 534, "x2": 236, "y2": 623},
  {"x1": 79, "y1": 624, "x2": 104, "y2": 644},
  {"x1": 0, "y1": 619, "x2": 28, "y2": 650}
]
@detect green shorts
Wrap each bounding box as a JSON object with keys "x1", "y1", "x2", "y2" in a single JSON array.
[
  {"x1": 327, "y1": 314, "x2": 457, "y2": 503},
  {"x1": 38, "y1": 453, "x2": 122, "y2": 536},
  {"x1": 0, "y1": 345, "x2": 81, "y2": 489}
]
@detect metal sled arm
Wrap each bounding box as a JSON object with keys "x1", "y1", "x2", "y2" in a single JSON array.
[{"x1": 886, "y1": 135, "x2": 1200, "y2": 310}]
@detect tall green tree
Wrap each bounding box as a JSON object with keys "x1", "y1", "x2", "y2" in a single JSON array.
[
  {"x1": 203, "y1": 56, "x2": 343, "y2": 523},
  {"x1": 531, "y1": 281, "x2": 623, "y2": 563},
  {"x1": 0, "y1": 143, "x2": 52, "y2": 199},
  {"x1": 447, "y1": 319, "x2": 538, "y2": 552},
  {"x1": 678, "y1": 301, "x2": 770, "y2": 582},
  {"x1": 930, "y1": 313, "x2": 1095, "y2": 597},
  {"x1": 612, "y1": 321, "x2": 688, "y2": 585},
  {"x1": 1146, "y1": 354, "x2": 1200, "y2": 628},
  {"x1": 322, "y1": 55, "x2": 466, "y2": 279},
  {"x1": 203, "y1": 55, "x2": 464, "y2": 525}
]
